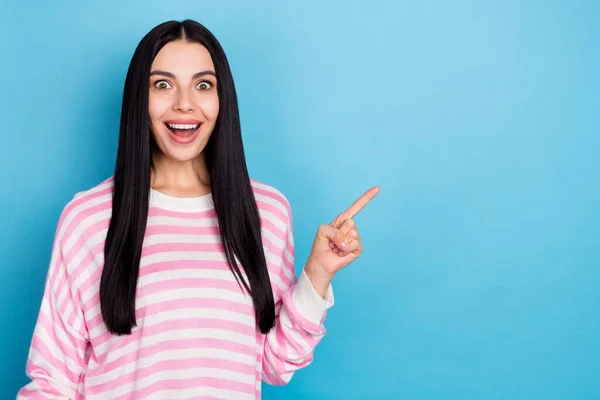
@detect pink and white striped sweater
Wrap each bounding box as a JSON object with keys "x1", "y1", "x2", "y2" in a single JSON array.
[{"x1": 17, "y1": 177, "x2": 334, "y2": 399}]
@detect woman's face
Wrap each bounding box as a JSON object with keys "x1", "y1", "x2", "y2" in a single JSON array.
[{"x1": 148, "y1": 40, "x2": 219, "y2": 162}]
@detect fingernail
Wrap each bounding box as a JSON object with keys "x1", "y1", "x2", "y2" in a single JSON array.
[
  {"x1": 329, "y1": 241, "x2": 335, "y2": 248},
  {"x1": 340, "y1": 242, "x2": 349, "y2": 251}
]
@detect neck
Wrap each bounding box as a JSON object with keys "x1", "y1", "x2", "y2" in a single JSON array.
[{"x1": 151, "y1": 152, "x2": 211, "y2": 197}]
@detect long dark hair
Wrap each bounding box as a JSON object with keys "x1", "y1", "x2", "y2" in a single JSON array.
[{"x1": 101, "y1": 20, "x2": 275, "y2": 335}]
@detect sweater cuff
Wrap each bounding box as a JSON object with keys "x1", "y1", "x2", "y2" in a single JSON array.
[{"x1": 291, "y1": 270, "x2": 335, "y2": 326}]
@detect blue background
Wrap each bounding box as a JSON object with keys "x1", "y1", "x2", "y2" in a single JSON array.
[{"x1": 1, "y1": 1, "x2": 599, "y2": 399}]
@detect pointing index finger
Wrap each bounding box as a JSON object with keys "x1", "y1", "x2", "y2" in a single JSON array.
[{"x1": 338, "y1": 186, "x2": 380, "y2": 220}]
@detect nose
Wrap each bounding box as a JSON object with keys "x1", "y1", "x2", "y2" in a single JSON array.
[{"x1": 173, "y1": 87, "x2": 195, "y2": 112}]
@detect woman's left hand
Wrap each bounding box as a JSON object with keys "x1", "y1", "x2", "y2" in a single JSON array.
[{"x1": 304, "y1": 186, "x2": 380, "y2": 296}]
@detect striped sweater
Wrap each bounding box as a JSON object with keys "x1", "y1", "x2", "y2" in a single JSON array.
[{"x1": 17, "y1": 177, "x2": 334, "y2": 399}]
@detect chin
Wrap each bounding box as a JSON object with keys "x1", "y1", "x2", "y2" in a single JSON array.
[{"x1": 164, "y1": 146, "x2": 204, "y2": 162}]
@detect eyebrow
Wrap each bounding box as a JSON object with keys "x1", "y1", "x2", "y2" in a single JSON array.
[{"x1": 149, "y1": 70, "x2": 217, "y2": 79}]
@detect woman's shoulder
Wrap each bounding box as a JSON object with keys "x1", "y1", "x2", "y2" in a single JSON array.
[
  {"x1": 249, "y1": 178, "x2": 292, "y2": 223},
  {"x1": 70, "y1": 176, "x2": 114, "y2": 204},
  {"x1": 67, "y1": 176, "x2": 114, "y2": 211},
  {"x1": 55, "y1": 176, "x2": 114, "y2": 240}
]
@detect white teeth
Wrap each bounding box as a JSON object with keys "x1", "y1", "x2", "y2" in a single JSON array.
[{"x1": 167, "y1": 123, "x2": 200, "y2": 130}]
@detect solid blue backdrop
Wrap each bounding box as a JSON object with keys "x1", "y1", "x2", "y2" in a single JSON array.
[{"x1": 1, "y1": 1, "x2": 598, "y2": 399}]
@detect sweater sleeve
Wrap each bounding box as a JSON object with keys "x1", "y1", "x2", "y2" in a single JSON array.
[
  {"x1": 261, "y1": 204, "x2": 334, "y2": 386},
  {"x1": 17, "y1": 207, "x2": 90, "y2": 399}
]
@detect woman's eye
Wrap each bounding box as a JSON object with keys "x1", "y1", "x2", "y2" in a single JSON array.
[
  {"x1": 197, "y1": 81, "x2": 212, "y2": 90},
  {"x1": 155, "y1": 81, "x2": 171, "y2": 89}
]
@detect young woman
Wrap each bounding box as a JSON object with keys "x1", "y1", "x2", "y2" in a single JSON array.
[{"x1": 18, "y1": 19, "x2": 379, "y2": 399}]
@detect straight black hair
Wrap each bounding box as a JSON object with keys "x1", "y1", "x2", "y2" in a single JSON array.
[{"x1": 101, "y1": 19, "x2": 275, "y2": 335}]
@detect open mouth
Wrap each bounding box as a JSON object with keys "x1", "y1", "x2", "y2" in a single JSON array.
[{"x1": 165, "y1": 122, "x2": 201, "y2": 137}]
